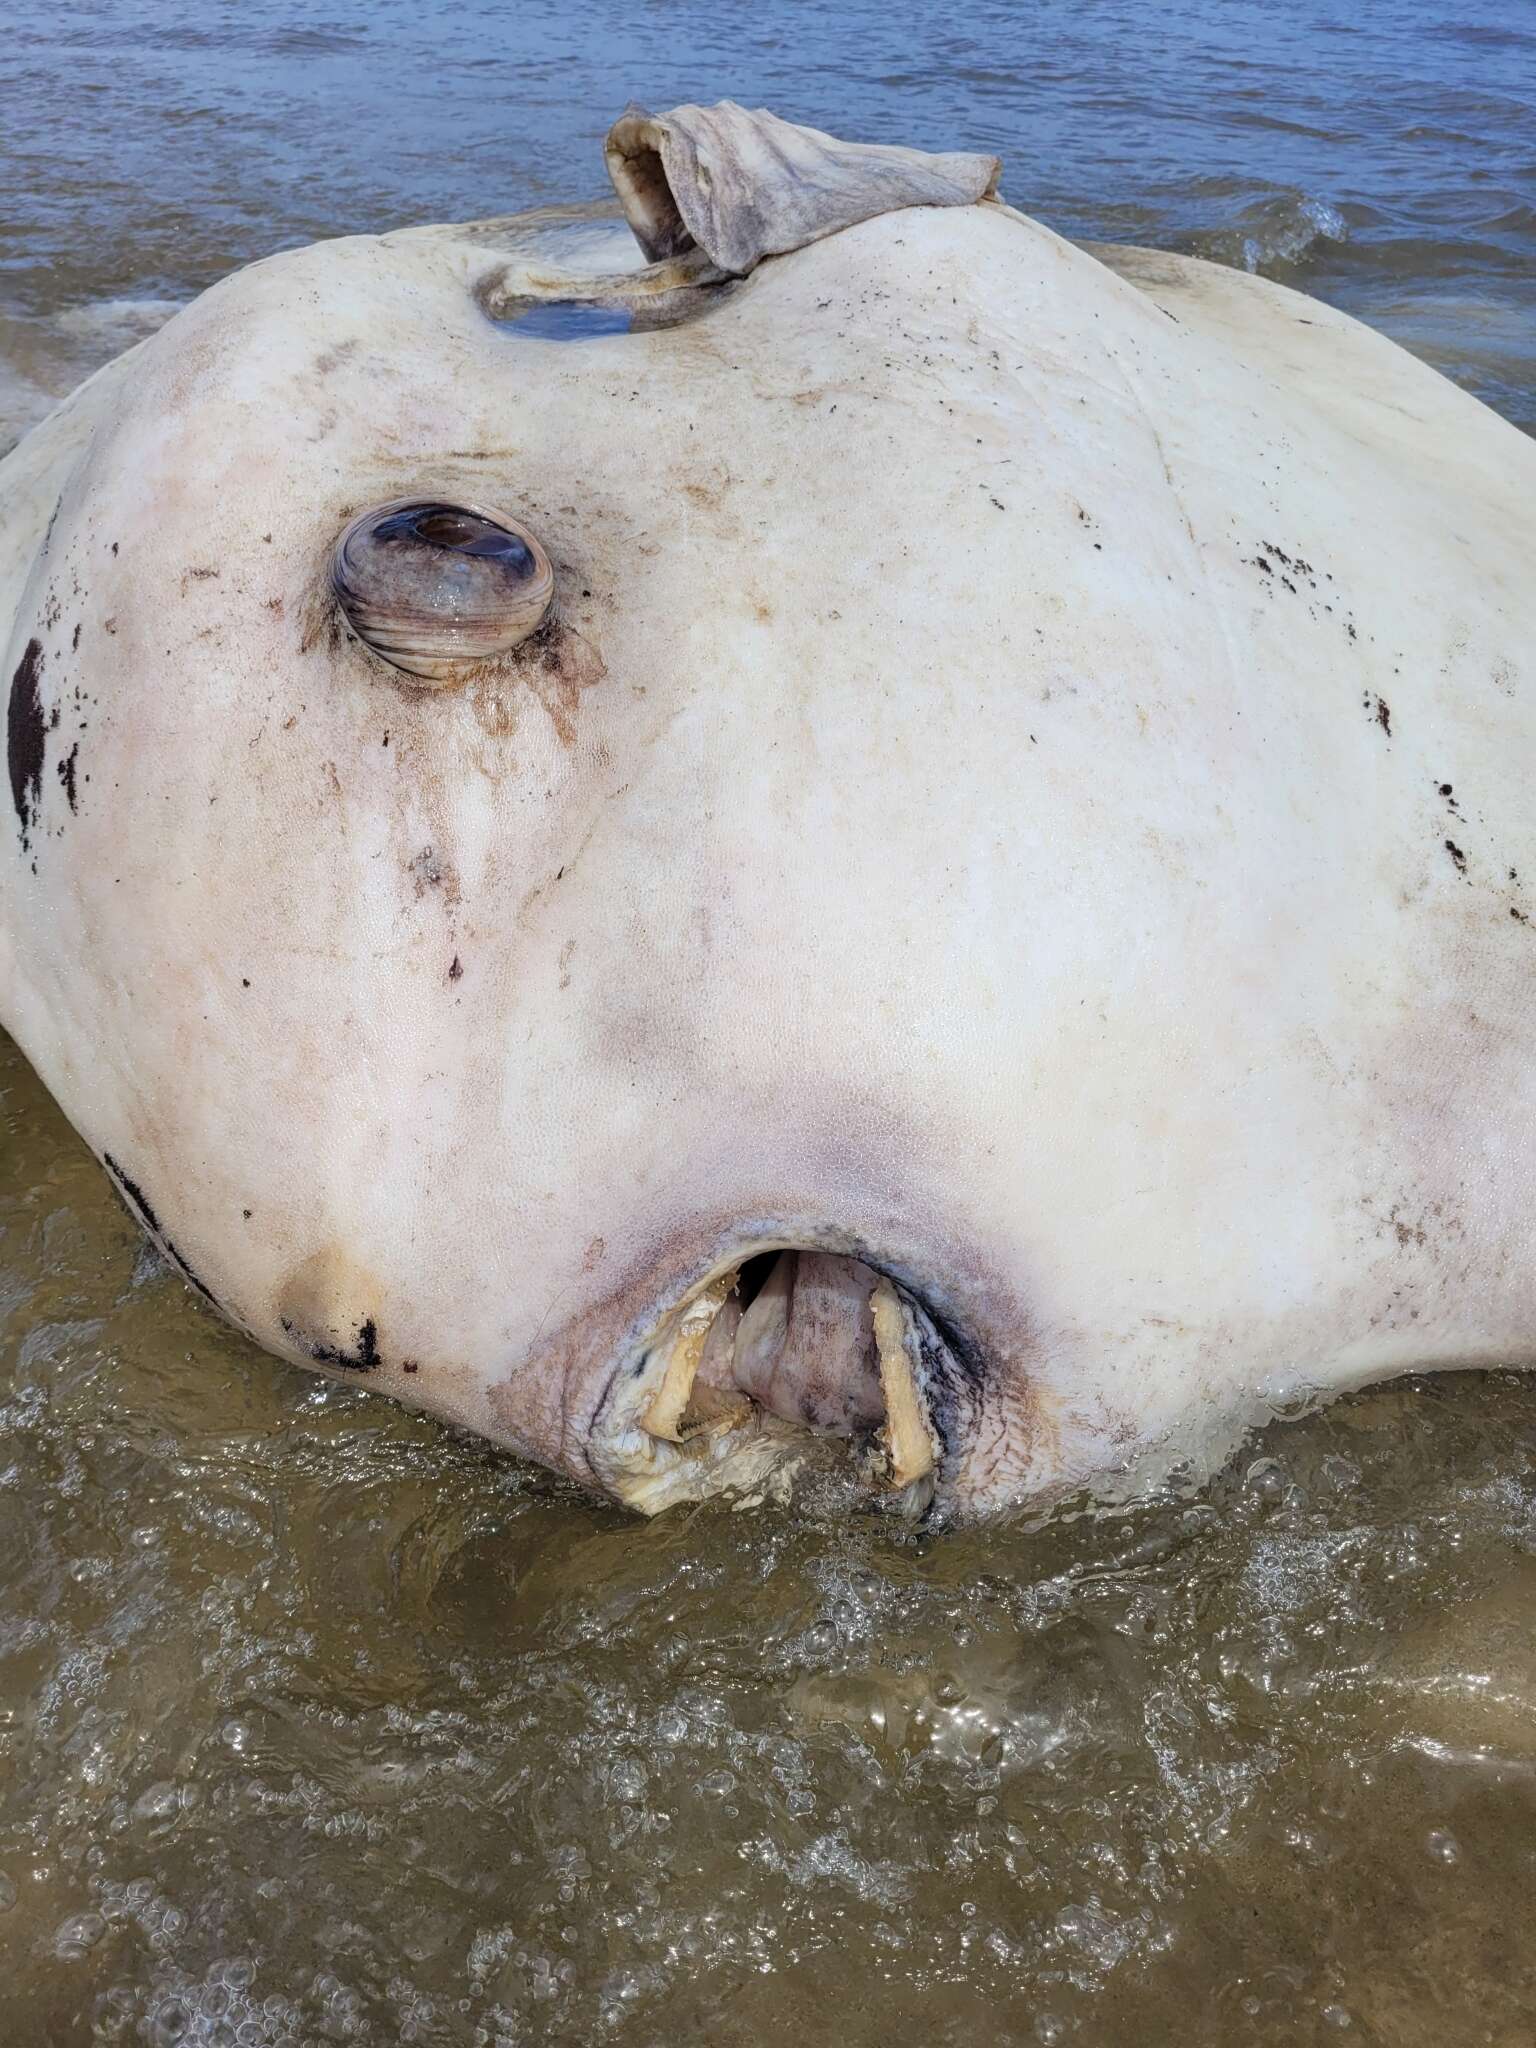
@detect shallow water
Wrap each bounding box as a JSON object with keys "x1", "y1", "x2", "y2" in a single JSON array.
[
  {"x1": 6, "y1": 1028, "x2": 1536, "y2": 2044},
  {"x1": 5, "y1": 3, "x2": 1536, "y2": 2040}
]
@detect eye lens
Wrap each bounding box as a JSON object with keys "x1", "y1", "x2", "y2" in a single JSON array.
[{"x1": 331, "y1": 498, "x2": 554, "y2": 683}]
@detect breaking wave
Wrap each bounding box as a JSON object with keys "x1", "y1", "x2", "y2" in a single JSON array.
[
  {"x1": 1189, "y1": 193, "x2": 1348, "y2": 275},
  {"x1": 52, "y1": 295, "x2": 184, "y2": 349},
  {"x1": 0, "y1": 296, "x2": 184, "y2": 455}
]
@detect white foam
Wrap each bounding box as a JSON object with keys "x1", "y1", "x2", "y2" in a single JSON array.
[{"x1": 52, "y1": 294, "x2": 184, "y2": 345}]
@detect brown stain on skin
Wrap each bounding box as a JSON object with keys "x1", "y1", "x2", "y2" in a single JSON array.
[
  {"x1": 408, "y1": 845, "x2": 461, "y2": 905},
  {"x1": 470, "y1": 670, "x2": 521, "y2": 740},
  {"x1": 314, "y1": 339, "x2": 360, "y2": 377},
  {"x1": 513, "y1": 618, "x2": 608, "y2": 747},
  {"x1": 275, "y1": 1244, "x2": 387, "y2": 1373},
  {"x1": 298, "y1": 578, "x2": 342, "y2": 655}
]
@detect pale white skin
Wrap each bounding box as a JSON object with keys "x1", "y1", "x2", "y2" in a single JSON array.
[{"x1": 3, "y1": 155, "x2": 1534, "y2": 1516}]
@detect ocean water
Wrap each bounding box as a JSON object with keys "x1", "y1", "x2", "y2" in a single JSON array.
[
  {"x1": 0, "y1": 0, "x2": 1533, "y2": 445},
  {"x1": 3, "y1": 4, "x2": 1536, "y2": 2044}
]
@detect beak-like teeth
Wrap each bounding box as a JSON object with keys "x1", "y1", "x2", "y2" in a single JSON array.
[
  {"x1": 642, "y1": 1273, "x2": 740, "y2": 1442},
  {"x1": 870, "y1": 1277, "x2": 938, "y2": 1487},
  {"x1": 635, "y1": 1260, "x2": 940, "y2": 1506}
]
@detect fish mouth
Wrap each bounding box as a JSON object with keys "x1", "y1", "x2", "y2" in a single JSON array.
[{"x1": 590, "y1": 1242, "x2": 982, "y2": 1518}]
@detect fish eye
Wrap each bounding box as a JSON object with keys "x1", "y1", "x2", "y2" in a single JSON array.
[{"x1": 330, "y1": 498, "x2": 554, "y2": 682}]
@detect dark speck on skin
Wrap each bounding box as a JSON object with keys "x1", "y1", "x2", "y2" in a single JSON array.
[
  {"x1": 57, "y1": 742, "x2": 79, "y2": 813},
  {"x1": 1445, "y1": 839, "x2": 1467, "y2": 875},
  {"x1": 448, "y1": 954, "x2": 463, "y2": 982}
]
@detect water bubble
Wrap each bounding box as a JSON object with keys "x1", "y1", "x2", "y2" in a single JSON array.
[
  {"x1": 133, "y1": 1780, "x2": 182, "y2": 1824},
  {"x1": 609, "y1": 1759, "x2": 647, "y2": 1803},
  {"x1": 1426, "y1": 1828, "x2": 1461, "y2": 1865},
  {"x1": 1244, "y1": 1458, "x2": 1287, "y2": 1506},
  {"x1": 0, "y1": 1873, "x2": 15, "y2": 1913},
  {"x1": 54, "y1": 1909, "x2": 107, "y2": 1957},
  {"x1": 150, "y1": 2000, "x2": 190, "y2": 2044},
  {"x1": 1322, "y1": 2004, "x2": 1353, "y2": 2028}
]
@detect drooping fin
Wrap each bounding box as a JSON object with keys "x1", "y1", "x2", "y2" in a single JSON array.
[{"x1": 605, "y1": 100, "x2": 1001, "y2": 276}]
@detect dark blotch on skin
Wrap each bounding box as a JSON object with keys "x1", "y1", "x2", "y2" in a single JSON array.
[
  {"x1": 7, "y1": 638, "x2": 47, "y2": 848},
  {"x1": 58, "y1": 743, "x2": 80, "y2": 813},
  {"x1": 103, "y1": 1151, "x2": 163, "y2": 1237},
  {"x1": 1445, "y1": 839, "x2": 1468, "y2": 875},
  {"x1": 165, "y1": 1246, "x2": 220, "y2": 1308},
  {"x1": 281, "y1": 1315, "x2": 382, "y2": 1372},
  {"x1": 102, "y1": 1153, "x2": 220, "y2": 1307}
]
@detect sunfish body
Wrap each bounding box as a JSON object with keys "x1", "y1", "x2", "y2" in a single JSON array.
[{"x1": 3, "y1": 102, "x2": 1534, "y2": 1517}]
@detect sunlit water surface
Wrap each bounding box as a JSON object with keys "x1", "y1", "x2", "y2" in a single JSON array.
[{"x1": 4, "y1": 1, "x2": 1536, "y2": 2041}]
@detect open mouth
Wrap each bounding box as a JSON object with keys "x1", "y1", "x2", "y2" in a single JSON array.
[{"x1": 594, "y1": 1247, "x2": 967, "y2": 1517}]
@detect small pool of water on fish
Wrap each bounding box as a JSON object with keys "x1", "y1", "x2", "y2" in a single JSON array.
[
  {"x1": 4, "y1": 1029, "x2": 1536, "y2": 2044},
  {"x1": 498, "y1": 299, "x2": 637, "y2": 340}
]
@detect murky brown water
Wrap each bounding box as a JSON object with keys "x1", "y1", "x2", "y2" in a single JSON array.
[{"x1": 6, "y1": 1026, "x2": 1536, "y2": 2044}]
